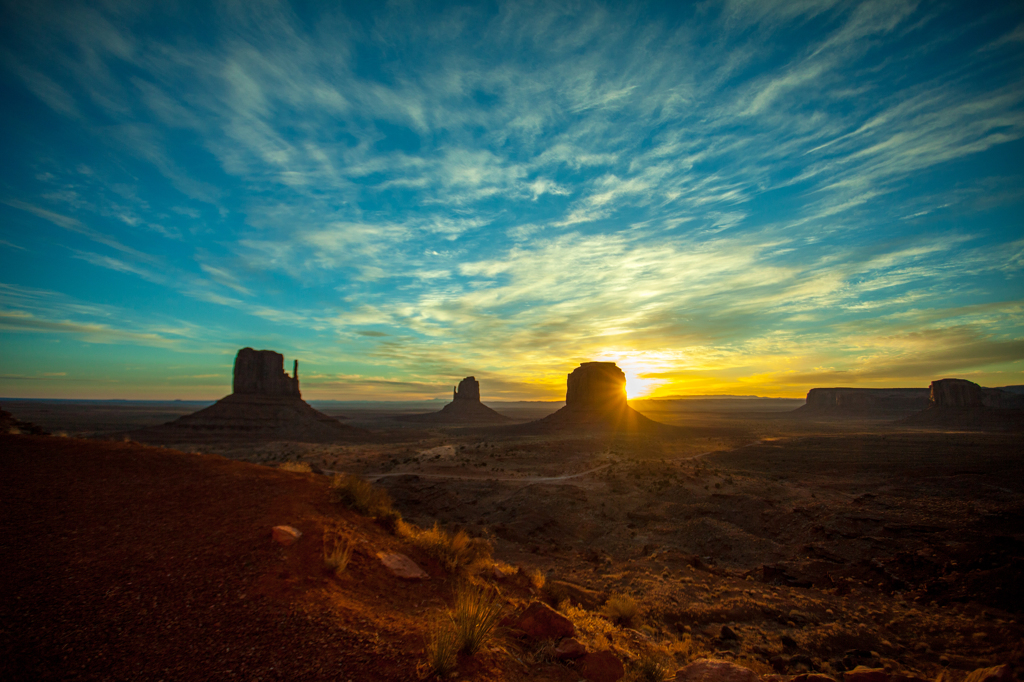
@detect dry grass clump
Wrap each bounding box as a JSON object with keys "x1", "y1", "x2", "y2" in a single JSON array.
[
  {"x1": 279, "y1": 461, "x2": 312, "y2": 473},
  {"x1": 423, "y1": 616, "x2": 460, "y2": 679},
  {"x1": 451, "y1": 583, "x2": 504, "y2": 654},
  {"x1": 629, "y1": 653, "x2": 672, "y2": 682},
  {"x1": 603, "y1": 594, "x2": 640, "y2": 627},
  {"x1": 322, "y1": 532, "x2": 353, "y2": 576},
  {"x1": 405, "y1": 522, "x2": 492, "y2": 574},
  {"x1": 330, "y1": 473, "x2": 394, "y2": 516},
  {"x1": 421, "y1": 583, "x2": 505, "y2": 678}
]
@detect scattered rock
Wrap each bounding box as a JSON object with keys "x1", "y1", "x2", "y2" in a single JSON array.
[
  {"x1": 674, "y1": 658, "x2": 762, "y2": 682},
  {"x1": 375, "y1": 551, "x2": 428, "y2": 580},
  {"x1": 514, "y1": 601, "x2": 575, "y2": 640},
  {"x1": 781, "y1": 635, "x2": 798, "y2": 650},
  {"x1": 271, "y1": 525, "x2": 302, "y2": 546},
  {"x1": 964, "y1": 665, "x2": 1014, "y2": 682},
  {"x1": 578, "y1": 650, "x2": 625, "y2": 682},
  {"x1": 554, "y1": 637, "x2": 587, "y2": 659},
  {"x1": 844, "y1": 667, "x2": 888, "y2": 682},
  {"x1": 720, "y1": 625, "x2": 739, "y2": 641}
]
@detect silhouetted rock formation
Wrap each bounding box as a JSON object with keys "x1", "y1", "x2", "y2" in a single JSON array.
[
  {"x1": 566, "y1": 362, "x2": 628, "y2": 410},
  {"x1": 453, "y1": 376, "x2": 480, "y2": 402},
  {"x1": 233, "y1": 348, "x2": 300, "y2": 397},
  {"x1": 400, "y1": 376, "x2": 512, "y2": 424},
  {"x1": 929, "y1": 378, "x2": 1024, "y2": 409},
  {"x1": 794, "y1": 388, "x2": 930, "y2": 417},
  {"x1": 132, "y1": 348, "x2": 367, "y2": 444},
  {"x1": 528, "y1": 362, "x2": 668, "y2": 433},
  {"x1": 902, "y1": 378, "x2": 1024, "y2": 430}
]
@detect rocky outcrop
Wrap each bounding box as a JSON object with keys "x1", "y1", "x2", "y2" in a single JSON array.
[
  {"x1": 233, "y1": 348, "x2": 300, "y2": 397},
  {"x1": 900, "y1": 378, "x2": 1024, "y2": 430},
  {"x1": 930, "y1": 378, "x2": 1024, "y2": 409},
  {"x1": 930, "y1": 378, "x2": 984, "y2": 408},
  {"x1": 400, "y1": 376, "x2": 512, "y2": 424},
  {"x1": 452, "y1": 376, "x2": 480, "y2": 402},
  {"x1": 795, "y1": 388, "x2": 930, "y2": 417},
  {"x1": 132, "y1": 348, "x2": 367, "y2": 444},
  {"x1": 526, "y1": 362, "x2": 669, "y2": 433},
  {"x1": 566, "y1": 362, "x2": 627, "y2": 410}
]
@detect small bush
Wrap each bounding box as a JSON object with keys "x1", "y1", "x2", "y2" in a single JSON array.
[
  {"x1": 423, "y1": 618, "x2": 460, "y2": 679},
  {"x1": 523, "y1": 567, "x2": 545, "y2": 590},
  {"x1": 603, "y1": 594, "x2": 640, "y2": 627},
  {"x1": 279, "y1": 461, "x2": 312, "y2": 473},
  {"x1": 631, "y1": 653, "x2": 670, "y2": 682},
  {"x1": 408, "y1": 523, "x2": 492, "y2": 574},
  {"x1": 451, "y1": 583, "x2": 504, "y2": 654},
  {"x1": 323, "y1": 534, "x2": 353, "y2": 576},
  {"x1": 331, "y1": 473, "x2": 394, "y2": 517}
]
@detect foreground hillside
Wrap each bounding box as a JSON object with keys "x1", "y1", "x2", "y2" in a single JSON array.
[
  {"x1": 0, "y1": 435, "x2": 482, "y2": 681},
  {"x1": 2, "y1": 432, "x2": 1021, "y2": 682}
]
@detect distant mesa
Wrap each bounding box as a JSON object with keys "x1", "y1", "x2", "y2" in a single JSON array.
[
  {"x1": 528, "y1": 362, "x2": 668, "y2": 433},
  {"x1": 902, "y1": 378, "x2": 1024, "y2": 430},
  {"x1": 793, "y1": 387, "x2": 930, "y2": 417},
  {"x1": 400, "y1": 376, "x2": 512, "y2": 424},
  {"x1": 132, "y1": 348, "x2": 367, "y2": 444}
]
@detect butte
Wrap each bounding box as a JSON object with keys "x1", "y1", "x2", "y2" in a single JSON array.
[
  {"x1": 133, "y1": 347, "x2": 367, "y2": 443},
  {"x1": 525, "y1": 361, "x2": 669, "y2": 433},
  {"x1": 400, "y1": 376, "x2": 512, "y2": 424}
]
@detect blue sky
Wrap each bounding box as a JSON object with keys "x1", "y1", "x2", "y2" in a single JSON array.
[{"x1": 0, "y1": 0, "x2": 1022, "y2": 400}]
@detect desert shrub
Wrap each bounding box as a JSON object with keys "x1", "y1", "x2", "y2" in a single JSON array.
[
  {"x1": 408, "y1": 523, "x2": 492, "y2": 574},
  {"x1": 423, "y1": 617, "x2": 460, "y2": 678},
  {"x1": 630, "y1": 653, "x2": 671, "y2": 682},
  {"x1": 376, "y1": 508, "x2": 408, "y2": 536},
  {"x1": 330, "y1": 473, "x2": 394, "y2": 517},
  {"x1": 525, "y1": 567, "x2": 545, "y2": 590},
  {"x1": 323, "y1": 534, "x2": 353, "y2": 576},
  {"x1": 558, "y1": 601, "x2": 616, "y2": 651},
  {"x1": 279, "y1": 461, "x2": 312, "y2": 473},
  {"x1": 451, "y1": 583, "x2": 504, "y2": 654},
  {"x1": 603, "y1": 594, "x2": 640, "y2": 626}
]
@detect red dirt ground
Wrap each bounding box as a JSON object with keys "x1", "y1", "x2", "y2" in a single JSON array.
[{"x1": 0, "y1": 434, "x2": 535, "y2": 681}]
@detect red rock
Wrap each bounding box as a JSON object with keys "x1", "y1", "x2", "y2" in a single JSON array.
[
  {"x1": 889, "y1": 675, "x2": 930, "y2": 682},
  {"x1": 674, "y1": 659, "x2": 761, "y2": 682},
  {"x1": 844, "y1": 667, "x2": 888, "y2": 682},
  {"x1": 515, "y1": 601, "x2": 575, "y2": 640},
  {"x1": 375, "y1": 551, "x2": 428, "y2": 580},
  {"x1": 578, "y1": 650, "x2": 625, "y2": 682},
  {"x1": 271, "y1": 525, "x2": 302, "y2": 546},
  {"x1": 964, "y1": 665, "x2": 1014, "y2": 682},
  {"x1": 554, "y1": 637, "x2": 587, "y2": 659}
]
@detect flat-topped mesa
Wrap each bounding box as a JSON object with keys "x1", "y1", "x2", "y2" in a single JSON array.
[
  {"x1": 565, "y1": 362, "x2": 627, "y2": 411},
  {"x1": 930, "y1": 378, "x2": 984, "y2": 408},
  {"x1": 232, "y1": 348, "x2": 300, "y2": 397},
  {"x1": 452, "y1": 376, "x2": 481, "y2": 402}
]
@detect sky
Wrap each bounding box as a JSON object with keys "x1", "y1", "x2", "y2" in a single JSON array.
[{"x1": 0, "y1": 0, "x2": 1022, "y2": 402}]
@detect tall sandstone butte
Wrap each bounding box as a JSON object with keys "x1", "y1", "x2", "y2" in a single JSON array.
[
  {"x1": 530, "y1": 361, "x2": 668, "y2": 433},
  {"x1": 565, "y1": 362, "x2": 627, "y2": 410},
  {"x1": 233, "y1": 348, "x2": 300, "y2": 397},
  {"x1": 402, "y1": 375, "x2": 511, "y2": 423},
  {"x1": 452, "y1": 376, "x2": 481, "y2": 402},
  {"x1": 131, "y1": 347, "x2": 365, "y2": 443}
]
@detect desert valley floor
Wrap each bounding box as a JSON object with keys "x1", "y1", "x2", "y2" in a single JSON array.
[{"x1": 1, "y1": 399, "x2": 1021, "y2": 681}]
